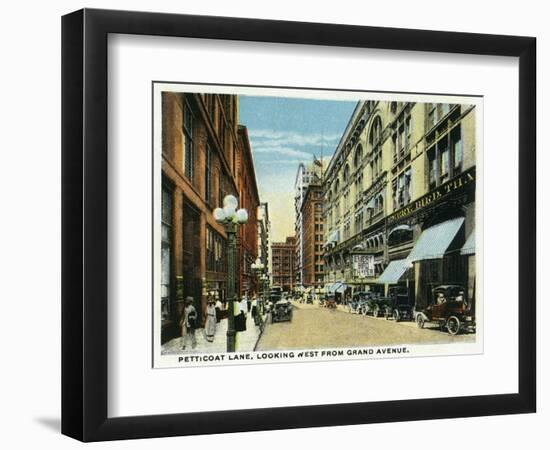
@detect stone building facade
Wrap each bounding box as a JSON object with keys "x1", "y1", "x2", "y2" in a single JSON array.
[
  {"x1": 271, "y1": 236, "x2": 296, "y2": 291},
  {"x1": 323, "y1": 100, "x2": 476, "y2": 308}
]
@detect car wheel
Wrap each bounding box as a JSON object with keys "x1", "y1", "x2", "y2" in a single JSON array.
[
  {"x1": 446, "y1": 316, "x2": 461, "y2": 335},
  {"x1": 393, "y1": 309, "x2": 400, "y2": 322},
  {"x1": 416, "y1": 314, "x2": 425, "y2": 329}
]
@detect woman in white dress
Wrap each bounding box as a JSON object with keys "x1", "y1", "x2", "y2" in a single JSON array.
[{"x1": 204, "y1": 300, "x2": 217, "y2": 342}]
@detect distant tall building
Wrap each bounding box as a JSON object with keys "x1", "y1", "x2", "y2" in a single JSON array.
[
  {"x1": 300, "y1": 184, "x2": 325, "y2": 289},
  {"x1": 294, "y1": 160, "x2": 324, "y2": 288},
  {"x1": 271, "y1": 236, "x2": 296, "y2": 291},
  {"x1": 257, "y1": 202, "x2": 272, "y2": 285}
]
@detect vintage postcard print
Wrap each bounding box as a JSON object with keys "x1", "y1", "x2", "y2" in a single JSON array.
[{"x1": 152, "y1": 83, "x2": 482, "y2": 368}]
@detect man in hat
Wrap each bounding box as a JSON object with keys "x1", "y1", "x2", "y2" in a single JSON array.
[{"x1": 180, "y1": 296, "x2": 198, "y2": 350}]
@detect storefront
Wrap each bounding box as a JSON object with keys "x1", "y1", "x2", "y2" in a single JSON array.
[{"x1": 383, "y1": 167, "x2": 476, "y2": 310}]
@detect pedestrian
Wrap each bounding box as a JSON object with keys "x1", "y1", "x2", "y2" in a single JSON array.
[
  {"x1": 240, "y1": 295, "x2": 248, "y2": 317},
  {"x1": 180, "y1": 296, "x2": 197, "y2": 350},
  {"x1": 204, "y1": 299, "x2": 217, "y2": 342},
  {"x1": 215, "y1": 298, "x2": 223, "y2": 323},
  {"x1": 251, "y1": 295, "x2": 259, "y2": 326}
]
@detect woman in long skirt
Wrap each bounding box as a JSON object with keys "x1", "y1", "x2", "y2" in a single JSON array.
[{"x1": 204, "y1": 300, "x2": 217, "y2": 342}]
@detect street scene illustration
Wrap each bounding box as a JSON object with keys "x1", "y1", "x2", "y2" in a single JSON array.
[{"x1": 156, "y1": 85, "x2": 478, "y2": 365}]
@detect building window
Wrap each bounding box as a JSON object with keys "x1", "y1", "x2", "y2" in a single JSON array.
[
  {"x1": 393, "y1": 167, "x2": 412, "y2": 210},
  {"x1": 207, "y1": 94, "x2": 216, "y2": 124},
  {"x1": 392, "y1": 113, "x2": 412, "y2": 163},
  {"x1": 343, "y1": 219, "x2": 351, "y2": 240},
  {"x1": 427, "y1": 124, "x2": 463, "y2": 190},
  {"x1": 207, "y1": 226, "x2": 226, "y2": 273},
  {"x1": 371, "y1": 149, "x2": 382, "y2": 182},
  {"x1": 427, "y1": 103, "x2": 453, "y2": 130},
  {"x1": 369, "y1": 116, "x2": 382, "y2": 149},
  {"x1": 205, "y1": 143, "x2": 213, "y2": 205},
  {"x1": 218, "y1": 173, "x2": 226, "y2": 207},
  {"x1": 355, "y1": 173, "x2": 363, "y2": 198},
  {"x1": 354, "y1": 144, "x2": 363, "y2": 168},
  {"x1": 343, "y1": 164, "x2": 350, "y2": 183},
  {"x1": 451, "y1": 126, "x2": 463, "y2": 173},
  {"x1": 183, "y1": 99, "x2": 195, "y2": 181},
  {"x1": 427, "y1": 103, "x2": 438, "y2": 129},
  {"x1": 161, "y1": 185, "x2": 173, "y2": 321},
  {"x1": 354, "y1": 210, "x2": 363, "y2": 234},
  {"x1": 344, "y1": 189, "x2": 350, "y2": 211},
  {"x1": 374, "y1": 193, "x2": 384, "y2": 214}
]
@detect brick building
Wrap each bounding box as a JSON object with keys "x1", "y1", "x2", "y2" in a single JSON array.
[
  {"x1": 271, "y1": 236, "x2": 296, "y2": 292},
  {"x1": 236, "y1": 126, "x2": 260, "y2": 297},
  {"x1": 293, "y1": 162, "x2": 324, "y2": 288},
  {"x1": 301, "y1": 183, "x2": 325, "y2": 289},
  {"x1": 160, "y1": 92, "x2": 259, "y2": 342}
]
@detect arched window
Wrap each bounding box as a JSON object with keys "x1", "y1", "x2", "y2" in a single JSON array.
[
  {"x1": 334, "y1": 179, "x2": 340, "y2": 193},
  {"x1": 369, "y1": 116, "x2": 382, "y2": 149},
  {"x1": 343, "y1": 164, "x2": 350, "y2": 183},
  {"x1": 354, "y1": 144, "x2": 363, "y2": 168}
]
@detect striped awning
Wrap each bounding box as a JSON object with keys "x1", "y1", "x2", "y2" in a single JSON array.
[
  {"x1": 325, "y1": 282, "x2": 342, "y2": 294},
  {"x1": 408, "y1": 217, "x2": 465, "y2": 262},
  {"x1": 377, "y1": 259, "x2": 412, "y2": 284},
  {"x1": 461, "y1": 229, "x2": 475, "y2": 255},
  {"x1": 335, "y1": 283, "x2": 350, "y2": 293}
]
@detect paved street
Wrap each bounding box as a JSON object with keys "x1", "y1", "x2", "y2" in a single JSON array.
[{"x1": 256, "y1": 302, "x2": 475, "y2": 351}]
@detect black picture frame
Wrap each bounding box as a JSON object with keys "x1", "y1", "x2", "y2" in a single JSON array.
[{"x1": 62, "y1": 8, "x2": 536, "y2": 442}]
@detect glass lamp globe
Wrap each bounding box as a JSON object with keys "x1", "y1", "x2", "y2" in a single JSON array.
[
  {"x1": 223, "y1": 204, "x2": 236, "y2": 220},
  {"x1": 223, "y1": 194, "x2": 238, "y2": 210},
  {"x1": 213, "y1": 207, "x2": 226, "y2": 222},
  {"x1": 235, "y1": 208, "x2": 249, "y2": 224}
]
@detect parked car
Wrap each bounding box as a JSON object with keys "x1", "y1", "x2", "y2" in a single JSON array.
[
  {"x1": 270, "y1": 286, "x2": 283, "y2": 305},
  {"x1": 414, "y1": 284, "x2": 475, "y2": 335},
  {"x1": 386, "y1": 286, "x2": 413, "y2": 322},
  {"x1": 366, "y1": 296, "x2": 391, "y2": 317},
  {"x1": 348, "y1": 292, "x2": 366, "y2": 313},
  {"x1": 271, "y1": 299, "x2": 293, "y2": 323}
]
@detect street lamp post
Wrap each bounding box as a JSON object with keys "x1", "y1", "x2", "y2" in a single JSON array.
[
  {"x1": 213, "y1": 195, "x2": 248, "y2": 353},
  {"x1": 251, "y1": 258, "x2": 266, "y2": 329}
]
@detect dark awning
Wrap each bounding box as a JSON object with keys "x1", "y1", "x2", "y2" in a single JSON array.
[
  {"x1": 408, "y1": 217, "x2": 465, "y2": 262},
  {"x1": 377, "y1": 259, "x2": 412, "y2": 284}
]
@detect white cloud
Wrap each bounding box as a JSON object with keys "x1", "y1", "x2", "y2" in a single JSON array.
[
  {"x1": 253, "y1": 146, "x2": 311, "y2": 159},
  {"x1": 249, "y1": 129, "x2": 341, "y2": 148}
]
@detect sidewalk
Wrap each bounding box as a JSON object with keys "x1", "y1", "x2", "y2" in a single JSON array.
[{"x1": 162, "y1": 312, "x2": 267, "y2": 355}]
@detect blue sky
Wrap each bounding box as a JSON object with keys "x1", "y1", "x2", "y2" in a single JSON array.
[{"x1": 239, "y1": 95, "x2": 356, "y2": 241}]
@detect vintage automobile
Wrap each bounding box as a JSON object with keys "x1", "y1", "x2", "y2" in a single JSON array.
[
  {"x1": 271, "y1": 299, "x2": 293, "y2": 323},
  {"x1": 366, "y1": 296, "x2": 391, "y2": 317},
  {"x1": 414, "y1": 284, "x2": 475, "y2": 335},
  {"x1": 348, "y1": 292, "x2": 367, "y2": 313},
  {"x1": 385, "y1": 286, "x2": 413, "y2": 322},
  {"x1": 269, "y1": 286, "x2": 283, "y2": 304}
]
